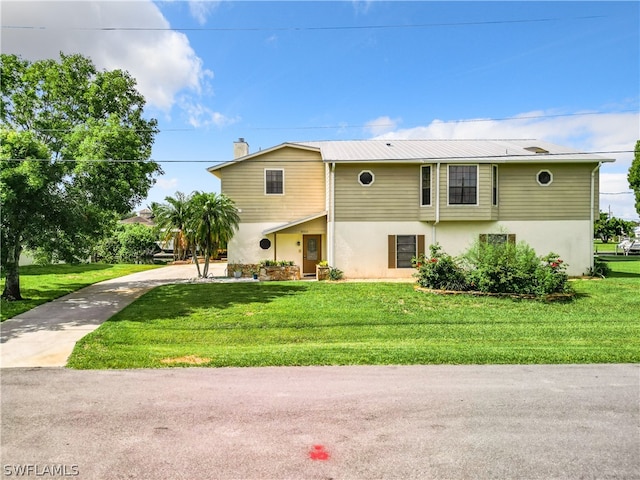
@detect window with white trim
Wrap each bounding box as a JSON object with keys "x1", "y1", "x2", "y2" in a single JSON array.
[
  {"x1": 265, "y1": 169, "x2": 284, "y2": 195},
  {"x1": 448, "y1": 165, "x2": 477, "y2": 205},
  {"x1": 537, "y1": 170, "x2": 553, "y2": 186},
  {"x1": 421, "y1": 165, "x2": 432, "y2": 206},
  {"x1": 358, "y1": 170, "x2": 375, "y2": 186}
]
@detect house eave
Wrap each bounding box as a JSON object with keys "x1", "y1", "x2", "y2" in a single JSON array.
[
  {"x1": 262, "y1": 211, "x2": 328, "y2": 235},
  {"x1": 207, "y1": 142, "x2": 322, "y2": 174}
]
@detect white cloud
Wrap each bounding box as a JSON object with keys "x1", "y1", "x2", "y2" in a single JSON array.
[
  {"x1": 180, "y1": 100, "x2": 240, "y2": 128},
  {"x1": 156, "y1": 177, "x2": 179, "y2": 190},
  {"x1": 1, "y1": 0, "x2": 212, "y2": 112},
  {"x1": 372, "y1": 109, "x2": 640, "y2": 220},
  {"x1": 188, "y1": 1, "x2": 221, "y2": 25},
  {"x1": 374, "y1": 110, "x2": 638, "y2": 169},
  {"x1": 365, "y1": 116, "x2": 401, "y2": 136},
  {"x1": 600, "y1": 173, "x2": 636, "y2": 221}
]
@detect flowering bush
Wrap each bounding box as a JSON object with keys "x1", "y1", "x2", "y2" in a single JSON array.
[
  {"x1": 415, "y1": 241, "x2": 572, "y2": 296},
  {"x1": 413, "y1": 243, "x2": 468, "y2": 291},
  {"x1": 534, "y1": 253, "x2": 571, "y2": 294},
  {"x1": 464, "y1": 240, "x2": 540, "y2": 294}
]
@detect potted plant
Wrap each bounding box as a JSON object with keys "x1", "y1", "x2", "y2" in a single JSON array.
[{"x1": 316, "y1": 260, "x2": 330, "y2": 281}]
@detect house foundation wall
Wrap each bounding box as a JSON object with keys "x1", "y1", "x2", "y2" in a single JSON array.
[
  {"x1": 334, "y1": 220, "x2": 591, "y2": 278},
  {"x1": 228, "y1": 223, "x2": 326, "y2": 267}
]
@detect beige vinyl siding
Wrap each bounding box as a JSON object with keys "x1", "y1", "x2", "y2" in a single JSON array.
[
  {"x1": 498, "y1": 163, "x2": 595, "y2": 221},
  {"x1": 438, "y1": 164, "x2": 493, "y2": 221},
  {"x1": 593, "y1": 171, "x2": 600, "y2": 220},
  {"x1": 276, "y1": 215, "x2": 327, "y2": 235},
  {"x1": 334, "y1": 164, "x2": 420, "y2": 221},
  {"x1": 220, "y1": 147, "x2": 325, "y2": 223}
]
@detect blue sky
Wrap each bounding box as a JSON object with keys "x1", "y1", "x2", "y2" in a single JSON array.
[{"x1": 3, "y1": 1, "x2": 639, "y2": 219}]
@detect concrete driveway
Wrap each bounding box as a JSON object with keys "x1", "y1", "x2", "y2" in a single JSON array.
[
  {"x1": 0, "y1": 263, "x2": 227, "y2": 368},
  {"x1": 1, "y1": 364, "x2": 638, "y2": 479}
]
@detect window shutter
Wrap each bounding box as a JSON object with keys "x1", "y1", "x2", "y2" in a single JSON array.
[
  {"x1": 417, "y1": 235, "x2": 425, "y2": 258},
  {"x1": 388, "y1": 235, "x2": 396, "y2": 269},
  {"x1": 479, "y1": 234, "x2": 487, "y2": 244},
  {"x1": 508, "y1": 234, "x2": 516, "y2": 245}
]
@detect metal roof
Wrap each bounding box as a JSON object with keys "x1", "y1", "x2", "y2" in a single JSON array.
[
  {"x1": 292, "y1": 139, "x2": 615, "y2": 164},
  {"x1": 208, "y1": 139, "x2": 614, "y2": 173}
]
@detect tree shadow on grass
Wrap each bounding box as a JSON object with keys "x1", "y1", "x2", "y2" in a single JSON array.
[
  {"x1": 1, "y1": 282, "x2": 92, "y2": 322},
  {"x1": 107, "y1": 282, "x2": 312, "y2": 323},
  {"x1": 603, "y1": 257, "x2": 640, "y2": 278},
  {"x1": 14, "y1": 264, "x2": 114, "y2": 277}
]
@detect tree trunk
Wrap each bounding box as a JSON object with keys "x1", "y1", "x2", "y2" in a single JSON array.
[
  {"x1": 202, "y1": 245, "x2": 210, "y2": 278},
  {"x1": 2, "y1": 239, "x2": 23, "y2": 301},
  {"x1": 192, "y1": 252, "x2": 202, "y2": 278}
]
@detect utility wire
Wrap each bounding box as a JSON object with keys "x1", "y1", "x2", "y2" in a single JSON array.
[
  {"x1": 2, "y1": 150, "x2": 634, "y2": 164},
  {"x1": 15, "y1": 110, "x2": 640, "y2": 134},
  {"x1": 1, "y1": 16, "x2": 607, "y2": 32}
]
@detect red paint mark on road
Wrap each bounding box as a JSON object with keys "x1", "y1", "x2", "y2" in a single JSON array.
[{"x1": 309, "y1": 444, "x2": 330, "y2": 461}]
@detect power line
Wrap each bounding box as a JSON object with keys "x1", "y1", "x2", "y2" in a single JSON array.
[
  {"x1": 15, "y1": 110, "x2": 640, "y2": 134},
  {"x1": 3, "y1": 149, "x2": 633, "y2": 164},
  {"x1": 246, "y1": 110, "x2": 640, "y2": 131},
  {"x1": 1, "y1": 16, "x2": 606, "y2": 33}
]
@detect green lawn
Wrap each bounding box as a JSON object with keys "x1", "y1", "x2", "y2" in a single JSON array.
[
  {"x1": 1, "y1": 264, "x2": 161, "y2": 321},
  {"x1": 68, "y1": 258, "x2": 640, "y2": 369},
  {"x1": 594, "y1": 240, "x2": 618, "y2": 253}
]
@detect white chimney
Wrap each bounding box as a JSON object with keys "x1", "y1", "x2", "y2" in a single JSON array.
[{"x1": 234, "y1": 138, "x2": 249, "y2": 158}]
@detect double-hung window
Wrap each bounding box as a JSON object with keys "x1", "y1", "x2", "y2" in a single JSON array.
[
  {"x1": 265, "y1": 169, "x2": 284, "y2": 195},
  {"x1": 448, "y1": 165, "x2": 477, "y2": 205},
  {"x1": 421, "y1": 165, "x2": 431, "y2": 206}
]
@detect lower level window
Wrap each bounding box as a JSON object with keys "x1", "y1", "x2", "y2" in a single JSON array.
[
  {"x1": 396, "y1": 235, "x2": 416, "y2": 268},
  {"x1": 480, "y1": 233, "x2": 516, "y2": 245}
]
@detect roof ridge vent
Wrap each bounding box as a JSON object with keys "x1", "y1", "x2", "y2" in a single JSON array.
[{"x1": 524, "y1": 146, "x2": 549, "y2": 154}]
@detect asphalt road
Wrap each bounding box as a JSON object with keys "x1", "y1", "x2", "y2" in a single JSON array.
[{"x1": 2, "y1": 364, "x2": 638, "y2": 479}]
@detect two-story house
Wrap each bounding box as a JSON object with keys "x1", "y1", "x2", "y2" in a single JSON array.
[{"x1": 208, "y1": 138, "x2": 614, "y2": 278}]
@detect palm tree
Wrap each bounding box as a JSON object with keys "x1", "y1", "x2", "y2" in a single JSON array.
[
  {"x1": 188, "y1": 192, "x2": 240, "y2": 278},
  {"x1": 151, "y1": 192, "x2": 192, "y2": 261}
]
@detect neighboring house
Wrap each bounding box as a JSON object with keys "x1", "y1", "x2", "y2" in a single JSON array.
[
  {"x1": 208, "y1": 138, "x2": 614, "y2": 278},
  {"x1": 120, "y1": 208, "x2": 155, "y2": 227},
  {"x1": 120, "y1": 209, "x2": 176, "y2": 256}
]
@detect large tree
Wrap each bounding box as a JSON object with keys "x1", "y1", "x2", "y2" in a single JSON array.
[
  {"x1": 1, "y1": 53, "x2": 161, "y2": 300},
  {"x1": 594, "y1": 211, "x2": 636, "y2": 243},
  {"x1": 629, "y1": 140, "x2": 640, "y2": 216}
]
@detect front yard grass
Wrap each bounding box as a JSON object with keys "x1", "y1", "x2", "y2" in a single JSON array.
[
  {"x1": 68, "y1": 258, "x2": 640, "y2": 369},
  {"x1": 1, "y1": 264, "x2": 161, "y2": 321}
]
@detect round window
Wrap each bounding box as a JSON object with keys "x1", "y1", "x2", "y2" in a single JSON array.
[
  {"x1": 259, "y1": 238, "x2": 272, "y2": 250},
  {"x1": 358, "y1": 170, "x2": 375, "y2": 186},
  {"x1": 537, "y1": 170, "x2": 553, "y2": 186}
]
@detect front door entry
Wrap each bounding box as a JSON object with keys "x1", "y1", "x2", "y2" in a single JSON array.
[{"x1": 303, "y1": 235, "x2": 321, "y2": 276}]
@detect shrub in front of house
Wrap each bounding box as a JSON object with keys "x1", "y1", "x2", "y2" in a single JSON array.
[
  {"x1": 467, "y1": 242, "x2": 571, "y2": 295},
  {"x1": 415, "y1": 242, "x2": 572, "y2": 296},
  {"x1": 464, "y1": 240, "x2": 542, "y2": 294},
  {"x1": 413, "y1": 244, "x2": 469, "y2": 291},
  {"x1": 534, "y1": 253, "x2": 571, "y2": 295}
]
